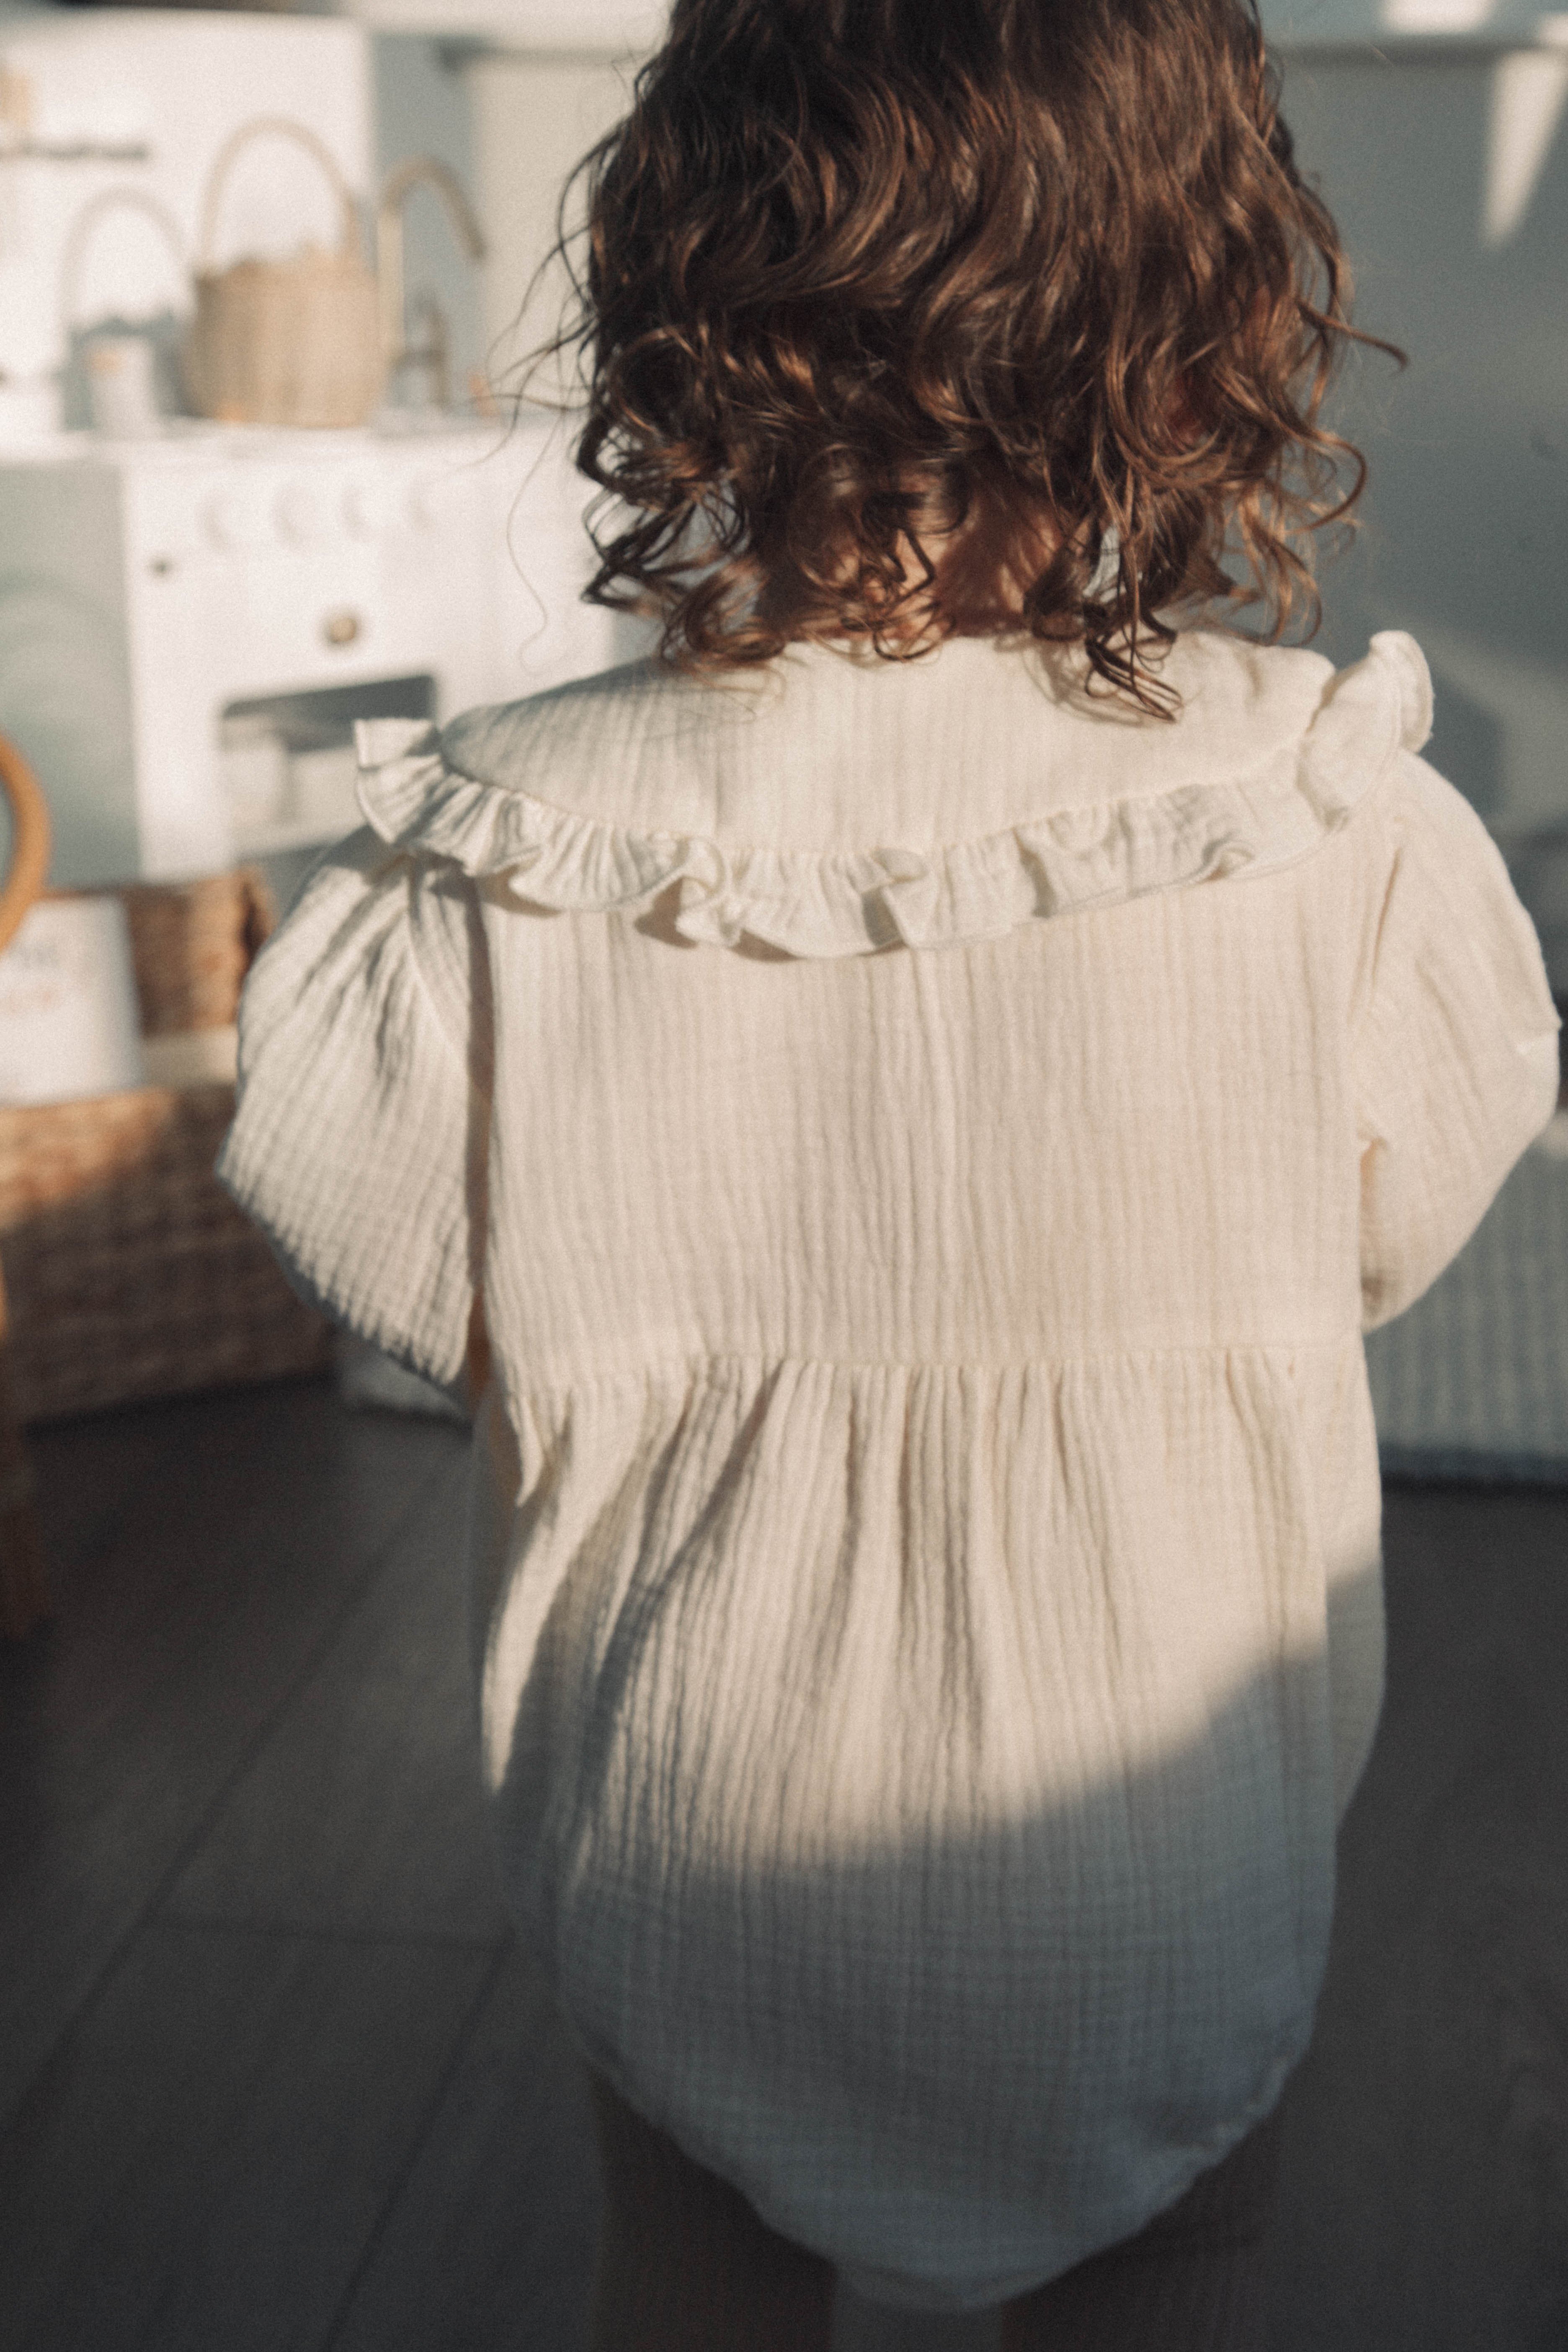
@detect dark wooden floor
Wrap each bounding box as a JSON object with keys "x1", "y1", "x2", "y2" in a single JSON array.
[{"x1": 3, "y1": 1377, "x2": 1567, "y2": 2352}]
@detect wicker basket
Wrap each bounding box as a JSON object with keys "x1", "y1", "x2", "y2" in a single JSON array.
[
  {"x1": 0, "y1": 864, "x2": 334, "y2": 1426},
  {"x1": 183, "y1": 117, "x2": 382, "y2": 429},
  {"x1": 117, "y1": 867, "x2": 276, "y2": 1037}
]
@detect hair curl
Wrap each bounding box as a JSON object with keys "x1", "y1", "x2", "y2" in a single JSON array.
[{"x1": 521, "y1": 0, "x2": 1403, "y2": 712}]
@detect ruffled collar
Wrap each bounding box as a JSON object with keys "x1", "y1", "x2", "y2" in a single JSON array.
[{"x1": 353, "y1": 630, "x2": 1433, "y2": 959}]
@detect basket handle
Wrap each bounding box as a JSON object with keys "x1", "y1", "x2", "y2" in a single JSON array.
[
  {"x1": 196, "y1": 116, "x2": 363, "y2": 275},
  {"x1": 0, "y1": 734, "x2": 51, "y2": 961},
  {"x1": 57, "y1": 187, "x2": 188, "y2": 340}
]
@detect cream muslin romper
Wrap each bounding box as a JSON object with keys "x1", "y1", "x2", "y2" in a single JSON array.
[{"x1": 217, "y1": 627, "x2": 1560, "y2": 2311}]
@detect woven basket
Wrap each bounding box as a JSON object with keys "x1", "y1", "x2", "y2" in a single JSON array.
[
  {"x1": 117, "y1": 868, "x2": 276, "y2": 1037},
  {"x1": 0, "y1": 863, "x2": 334, "y2": 1426},
  {"x1": 183, "y1": 116, "x2": 382, "y2": 429},
  {"x1": 0, "y1": 1085, "x2": 333, "y2": 1424}
]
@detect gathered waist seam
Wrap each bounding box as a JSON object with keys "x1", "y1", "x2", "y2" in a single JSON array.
[{"x1": 504, "y1": 1331, "x2": 1362, "y2": 1403}]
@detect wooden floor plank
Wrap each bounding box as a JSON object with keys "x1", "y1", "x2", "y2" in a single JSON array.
[
  {"x1": 164, "y1": 1439, "x2": 510, "y2": 1947},
  {"x1": 833, "y1": 2291, "x2": 999, "y2": 2349},
  {"x1": 330, "y1": 1937, "x2": 601, "y2": 2352},
  {"x1": 330, "y1": 1929, "x2": 1004, "y2": 2352},
  {"x1": 0, "y1": 1920, "x2": 493, "y2": 2352},
  {"x1": 8, "y1": 1381, "x2": 1568, "y2": 2352},
  {"x1": 0, "y1": 1382, "x2": 463, "y2": 2124},
  {"x1": 1264, "y1": 1483, "x2": 1568, "y2": 2350}
]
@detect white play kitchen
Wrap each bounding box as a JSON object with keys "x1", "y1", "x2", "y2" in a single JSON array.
[
  {"x1": 0, "y1": 5, "x2": 635, "y2": 891},
  {"x1": 0, "y1": 2, "x2": 658, "y2": 1547}
]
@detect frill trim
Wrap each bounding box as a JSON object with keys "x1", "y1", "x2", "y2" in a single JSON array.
[{"x1": 354, "y1": 631, "x2": 1433, "y2": 960}]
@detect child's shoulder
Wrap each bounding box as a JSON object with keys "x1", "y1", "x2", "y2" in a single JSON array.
[
  {"x1": 1150, "y1": 626, "x2": 1429, "y2": 761},
  {"x1": 1160, "y1": 626, "x2": 1337, "y2": 722},
  {"x1": 437, "y1": 652, "x2": 681, "y2": 778},
  {"x1": 340, "y1": 630, "x2": 1439, "y2": 959},
  {"x1": 341, "y1": 628, "x2": 1436, "y2": 962},
  {"x1": 417, "y1": 628, "x2": 1429, "y2": 794},
  {"x1": 1147, "y1": 621, "x2": 1429, "y2": 795}
]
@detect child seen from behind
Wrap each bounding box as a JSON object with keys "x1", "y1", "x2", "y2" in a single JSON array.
[{"x1": 219, "y1": 3, "x2": 1562, "y2": 2345}]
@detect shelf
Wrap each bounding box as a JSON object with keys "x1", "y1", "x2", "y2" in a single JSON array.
[
  {"x1": 344, "y1": 0, "x2": 1568, "y2": 52},
  {"x1": 343, "y1": 0, "x2": 665, "y2": 52}
]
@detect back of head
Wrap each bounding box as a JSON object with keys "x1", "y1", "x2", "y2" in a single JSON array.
[{"x1": 536, "y1": 0, "x2": 1398, "y2": 712}]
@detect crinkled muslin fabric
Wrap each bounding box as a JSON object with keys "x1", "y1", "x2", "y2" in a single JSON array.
[{"x1": 218, "y1": 629, "x2": 1559, "y2": 2311}]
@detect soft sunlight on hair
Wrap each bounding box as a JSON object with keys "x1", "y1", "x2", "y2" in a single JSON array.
[{"x1": 515, "y1": 0, "x2": 1405, "y2": 714}]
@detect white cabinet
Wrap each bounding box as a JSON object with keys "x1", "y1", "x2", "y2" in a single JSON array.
[
  {"x1": 0, "y1": 419, "x2": 646, "y2": 888},
  {"x1": 341, "y1": 0, "x2": 666, "y2": 49}
]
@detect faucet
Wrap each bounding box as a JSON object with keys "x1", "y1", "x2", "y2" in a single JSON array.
[{"x1": 377, "y1": 157, "x2": 487, "y2": 413}]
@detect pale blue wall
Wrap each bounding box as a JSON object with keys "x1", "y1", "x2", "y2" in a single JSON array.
[{"x1": 1273, "y1": 47, "x2": 1568, "y2": 977}]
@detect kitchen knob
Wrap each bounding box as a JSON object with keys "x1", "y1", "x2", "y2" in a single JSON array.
[
  {"x1": 322, "y1": 609, "x2": 362, "y2": 648},
  {"x1": 276, "y1": 482, "x2": 324, "y2": 544},
  {"x1": 202, "y1": 490, "x2": 250, "y2": 552},
  {"x1": 407, "y1": 474, "x2": 458, "y2": 532},
  {"x1": 342, "y1": 480, "x2": 385, "y2": 538}
]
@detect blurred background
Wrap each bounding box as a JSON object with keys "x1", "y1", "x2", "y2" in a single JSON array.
[
  {"x1": 0, "y1": 3, "x2": 1565, "y2": 2349},
  {"x1": 1275, "y1": 0, "x2": 1568, "y2": 986}
]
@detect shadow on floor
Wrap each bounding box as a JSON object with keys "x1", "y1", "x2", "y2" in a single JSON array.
[{"x1": 3, "y1": 1383, "x2": 1567, "y2": 2349}]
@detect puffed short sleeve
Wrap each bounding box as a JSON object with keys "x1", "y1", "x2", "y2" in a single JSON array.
[
  {"x1": 1354, "y1": 748, "x2": 1560, "y2": 1331},
  {"x1": 216, "y1": 828, "x2": 490, "y2": 1396}
]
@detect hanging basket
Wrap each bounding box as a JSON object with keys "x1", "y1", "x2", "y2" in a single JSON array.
[{"x1": 183, "y1": 116, "x2": 383, "y2": 429}]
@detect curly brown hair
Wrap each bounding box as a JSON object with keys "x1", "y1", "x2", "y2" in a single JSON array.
[{"x1": 523, "y1": 0, "x2": 1402, "y2": 712}]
